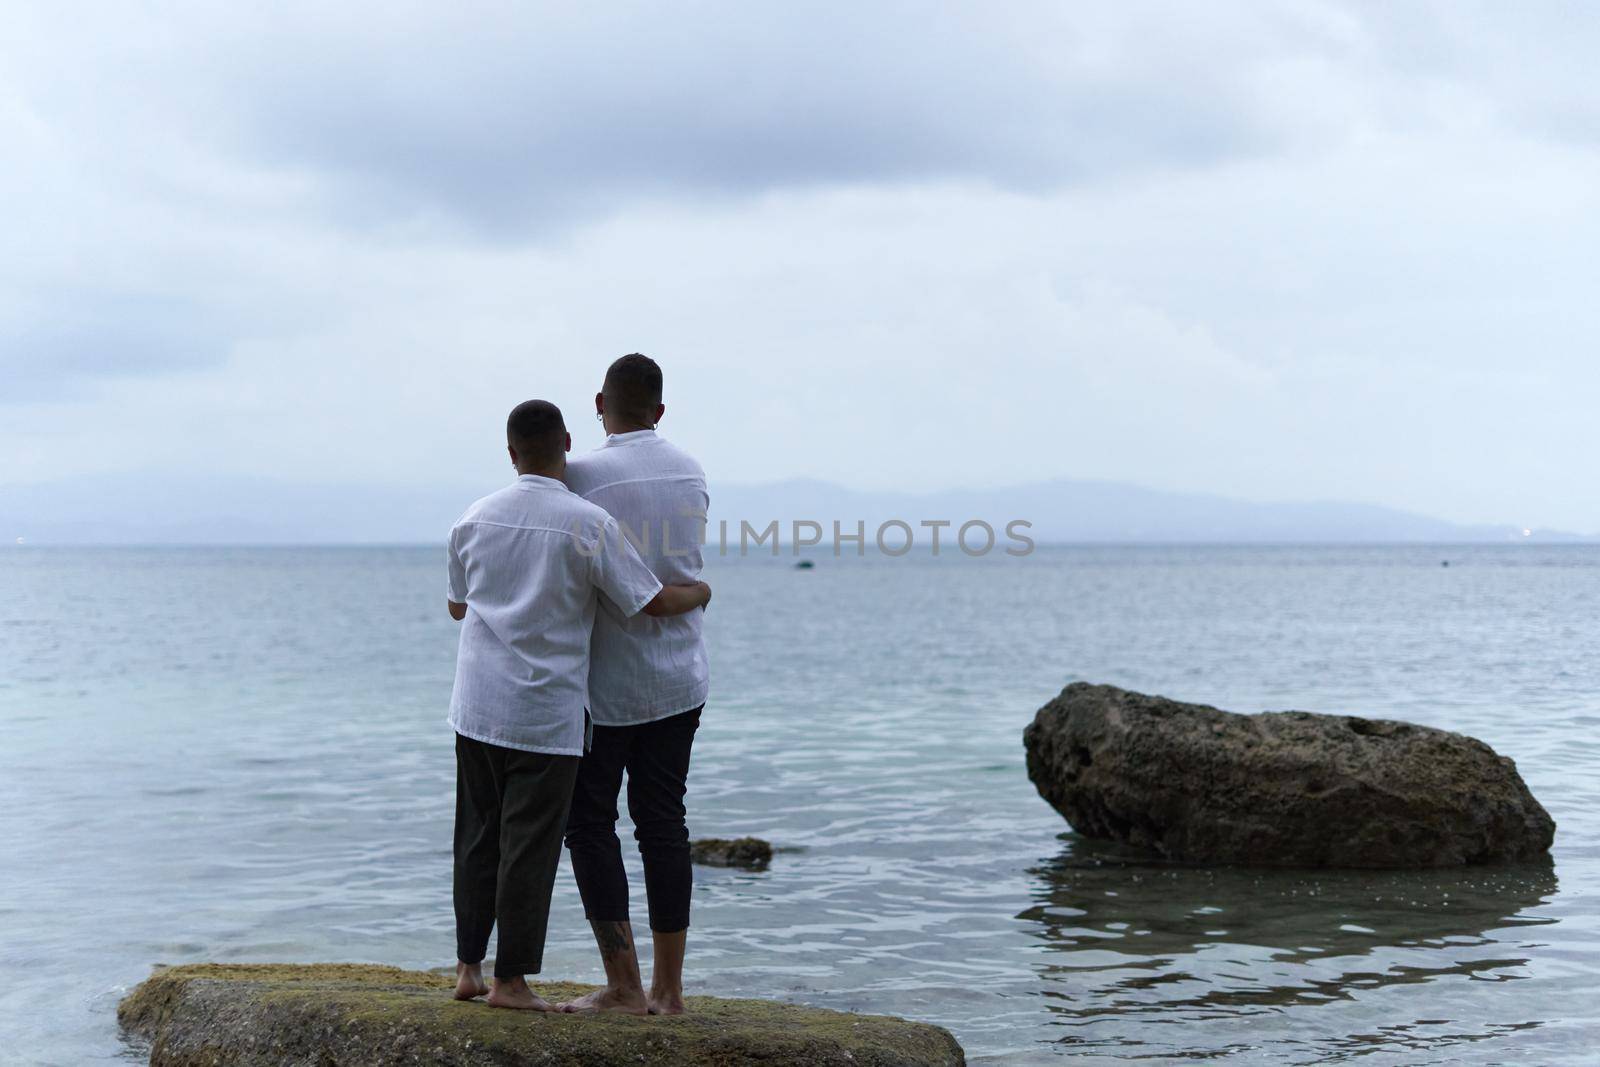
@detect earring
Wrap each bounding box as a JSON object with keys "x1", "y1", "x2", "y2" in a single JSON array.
[{"x1": 596, "y1": 411, "x2": 604, "y2": 422}]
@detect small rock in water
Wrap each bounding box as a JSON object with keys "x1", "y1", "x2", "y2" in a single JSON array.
[
  {"x1": 691, "y1": 836, "x2": 774, "y2": 868},
  {"x1": 1023, "y1": 682, "x2": 1554, "y2": 868}
]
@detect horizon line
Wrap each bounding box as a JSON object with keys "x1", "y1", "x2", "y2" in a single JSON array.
[{"x1": 7, "y1": 538, "x2": 1596, "y2": 550}]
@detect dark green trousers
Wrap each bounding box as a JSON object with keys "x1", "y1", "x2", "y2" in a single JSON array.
[{"x1": 453, "y1": 733, "x2": 580, "y2": 978}]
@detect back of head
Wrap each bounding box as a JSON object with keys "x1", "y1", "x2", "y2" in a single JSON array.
[
  {"x1": 602, "y1": 353, "x2": 663, "y2": 427},
  {"x1": 506, "y1": 399, "x2": 567, "y2": 469}
]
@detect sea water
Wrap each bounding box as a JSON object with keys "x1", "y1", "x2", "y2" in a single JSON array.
[{"x1": 1, "y1": 545, "x2": 1595, "y2": 1064}]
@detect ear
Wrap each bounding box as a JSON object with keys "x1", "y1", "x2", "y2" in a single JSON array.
[
  {"x1": 594, "y1": 391, "x2": 605, "y2": 416},
  {"x1": 563, "y1": 431, "x2": 572, "y2": 453},
  {"x1": 507, "y1": 444, "x2": 518, "y2": 466},
  {"x1": 654, "y1": 402, "x2": 666, "y2": 426}
]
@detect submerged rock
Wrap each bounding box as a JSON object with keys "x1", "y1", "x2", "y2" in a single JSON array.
[
  {"x1": 119, "y1": 963, "x2": 964, "y2": 1067},
  {"x1": 1023, "y1": 683, "x2": 1554, "y2": 868},
  {"x1": 691, "y1": 836, "x2": 774, "y2": 868}
]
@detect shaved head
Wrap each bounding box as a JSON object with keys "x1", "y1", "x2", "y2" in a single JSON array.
[
  {"x1": 601, "y1": 353, "x2": 663, "y2": 427},
  {"x1": 506, "y1": 399, "x2": 567, "y2": 469}
]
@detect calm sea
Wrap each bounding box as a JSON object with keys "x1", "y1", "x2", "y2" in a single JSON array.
[{"x1": 1, "y1": 545, "x2": 1595, "y2": 1064}]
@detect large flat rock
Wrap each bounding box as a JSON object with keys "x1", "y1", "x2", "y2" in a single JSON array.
[
  {"x1": 118, "y1": 963, "x2": 965, "y2": 1067},
  {"x1": 1024, "y1": 682, "x2": 1554, "y2": 867}
]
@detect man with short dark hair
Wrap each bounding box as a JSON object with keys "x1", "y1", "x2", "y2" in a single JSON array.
[
  {"x1": 446, "y1": 398, "x2": 711, "y2": 1011},
  {"x1": 559, "y1": 354, "x2": 711, "y2": 1016}
]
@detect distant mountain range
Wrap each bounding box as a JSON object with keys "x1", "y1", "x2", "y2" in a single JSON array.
[
  {"x1": 711, "y1": 478, "x2": 1593, "y2": 545},
  {"x1": 1, "y1": 473, "x2": 1591, "y2": 545}
]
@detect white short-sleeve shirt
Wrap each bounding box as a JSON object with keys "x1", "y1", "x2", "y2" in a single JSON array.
[
  {"x1": 446, "y1": 473, "x2": 664, "y2": 755},
  {"x1": 564, "y1": 430, "x2": 710, "y2": 726}
]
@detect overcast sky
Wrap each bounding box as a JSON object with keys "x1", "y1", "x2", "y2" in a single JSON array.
[{"x1": 4, "y1": 2, "x2": 1598, "y2": 531}]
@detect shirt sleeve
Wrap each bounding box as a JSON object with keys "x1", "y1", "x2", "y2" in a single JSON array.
[
  {"x1": 447, "y1": 527, "x2": 468, "y2": 603},
  {"x1": 589, "y1": 516, "x2": 664, "y2": 617}
]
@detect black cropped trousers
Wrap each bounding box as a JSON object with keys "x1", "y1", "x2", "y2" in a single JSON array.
[{"x1": 563, "y1": 705, "x2": 702, "y2": 933}]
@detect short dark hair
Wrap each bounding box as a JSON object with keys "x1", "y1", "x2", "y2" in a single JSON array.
[
  {"x1": 505, "y1": 399, "x2": 566, "y2": 468},
  {"x1": 602, "y1": 353, "x2": 663, "y2": 425}
]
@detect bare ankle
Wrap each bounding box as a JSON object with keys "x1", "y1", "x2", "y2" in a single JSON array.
[
  {"x1": 454, "y1": 961, "x2": 488, "y2": 998},
  {"x1": 648, "y1": 989, "x2": 686, "y2": 1015}
]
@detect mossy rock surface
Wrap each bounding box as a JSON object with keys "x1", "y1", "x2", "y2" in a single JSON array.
[{"x1": 118, "y1": 963, "x2": 965, "y2": 1066}]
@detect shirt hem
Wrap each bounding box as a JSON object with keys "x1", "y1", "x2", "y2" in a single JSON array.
[
  {"x1": 587, "y1": 689, "x2": 710, "y2": 728},
  {"x1": 450, "y1": 719, "x2": 585, "y2": 757}
]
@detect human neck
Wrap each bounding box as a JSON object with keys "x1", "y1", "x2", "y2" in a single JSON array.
[{"x1": 603, "y1": 418, "x2": 654, "y2": 436}]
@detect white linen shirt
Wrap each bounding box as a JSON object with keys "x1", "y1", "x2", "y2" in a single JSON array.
[
  {"x1": 564, "y1": 430, "x2": 710, "y2": 726},
  {"x1": 446, "y1": 474, "x2": 664, "y2": 755}
]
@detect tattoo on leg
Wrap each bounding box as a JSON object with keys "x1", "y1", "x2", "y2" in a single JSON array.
[{"x1": 594, "y1": 921, "x2": 633, "y2": 958}]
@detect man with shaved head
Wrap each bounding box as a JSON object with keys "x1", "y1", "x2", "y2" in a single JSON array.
[{"x1": 560, "y1": 354, "x2": 712, "y2": 1015}]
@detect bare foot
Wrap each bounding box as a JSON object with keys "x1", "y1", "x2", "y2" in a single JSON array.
[
  {"x1": 648, "y1": 991, "x2": 686, "y2": 1016},
  {"x1": 558, "y1": 985, "x2": 650, "y2": 1015},
  {"x1": 454, "y1": 961, "x2": 488, "y2": 1001},
  {"x1": 486, "y1": 976, "x2": 557, "y2": 1012}
]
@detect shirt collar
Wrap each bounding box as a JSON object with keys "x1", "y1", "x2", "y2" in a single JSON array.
[
  {"x1": 602, "y1": 428, "x2": 658, "y2": 448},
  {"x1": 516, "y1": 474, "x2": 567, "y2": 490}
]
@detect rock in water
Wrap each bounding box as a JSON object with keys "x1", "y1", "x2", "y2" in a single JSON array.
[
  {"x1": 691, "y1": 836, "x2": 774, "y2": 868},
  {"x1": 119, "y1": 964, "x2": 964, "y2": 1067},
  {"x1": 1023, "y1": 683, "x2": 1554, "y2": 868}
]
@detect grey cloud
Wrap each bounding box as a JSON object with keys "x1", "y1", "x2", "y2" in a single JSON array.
[
  {"x1": 176, "y1": 5, "x2": 1288, "y2": 233},
  {"x1": 1, "y1": 290, "x2": 230, "y2": 402},
  {"x1": 17, "y1": 2, "x2": 1599, "y2": 242}
]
